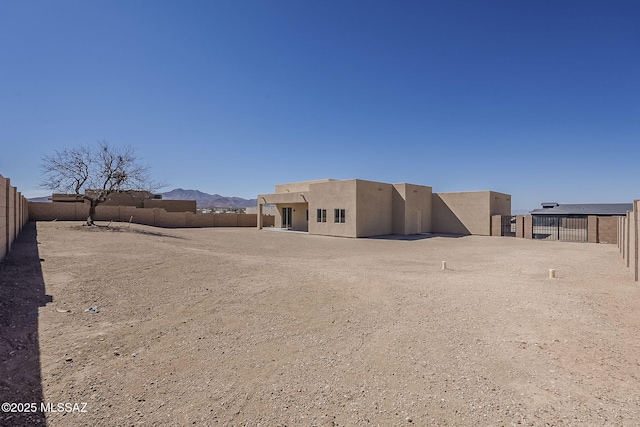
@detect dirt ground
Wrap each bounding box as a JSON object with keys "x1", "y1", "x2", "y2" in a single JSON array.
[{"x1": 1, "y1": 221, "x2": 639, "y2": 426}]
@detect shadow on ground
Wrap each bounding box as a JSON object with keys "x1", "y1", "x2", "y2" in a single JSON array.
[
  {"x1": 0, "y1": 222, "x2": 50, "y2": 426},
  {"x1": 366, "y1": 233, "x2": 466, "y2": 241},
  {"x1": 70, "y1": 223, "x2": 184, "y2": 239}
]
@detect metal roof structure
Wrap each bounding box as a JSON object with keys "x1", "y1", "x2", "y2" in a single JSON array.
[{"x1": 530, "y1": 203, "x2": 633, "y2": 216}]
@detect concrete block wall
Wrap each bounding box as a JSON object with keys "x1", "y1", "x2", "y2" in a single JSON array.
[
  {"x1": 515, "y1": 216, "x2": 525, "y2": 238},
  {"x1": 596, "y1": 216, "x2": 618, "y2": 244},
  {"x1": 588, "y1": 216, "x2": 598, "y2": 243},
  {"x1": 490, "y1": 215, "x2": 502, "y2": 236},
  {"x1": 28, "y1": 201, "x2": 269, "y2": 229},
  {"x1": 0, "y1": 176, "x2": 6, "y2": 260},
  {"x1": 633, "y1": 200, "x2": 640, "y2": 282},
  {"x1": 143, "y1": 199, "x2": 197, "y2": 213},
  {"x1": 28, "y1": 201, "x2": 89, "y2": 221},
  {"x1": 624, "y1": 211, "x2": 634, "y2": 269},
  {"x1": 187, "y1": 212, "x2": 216, "y2": 227},
  {"x1": 523, "y1": 216, "x2": 533, "y2": 239},
  {"x1": 0, "y1": 174, "x2": 30, "y2": 262},
  {"x1": 621, "y1": 212, "x2": 629, "y2": 266},
  {"x1": 616, "y1": 205, "x2": 639, "y2": 282},
  {"x1": 618, "y1": 216, "x2": 625, "y2": 255},
  {"x1": 490, "y1": 215, "x2": 515, "y2": 237}
]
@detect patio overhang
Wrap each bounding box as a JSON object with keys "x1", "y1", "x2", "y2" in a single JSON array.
[
  {"x1": 257, "y1": 191, "x2": 309, "y2": 205},
  {"x1": 257, "y1": 191, "x2": 309, "y2": 229}
]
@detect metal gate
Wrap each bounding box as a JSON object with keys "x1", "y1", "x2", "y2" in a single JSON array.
[
  {"x1": 532, "y1": 216, "x2": 588, "y2": 242},
  {"x1": 501, "y1": 215, "x2": 516, "y2": 237}
]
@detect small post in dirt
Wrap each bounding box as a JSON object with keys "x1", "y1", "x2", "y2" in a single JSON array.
[
  {"x1": 549, "y1": 269, "x2": 556, "y2": 279},
  {"x1": 128, "y1": 216, "x2": 133, "y2": 228},
  {"x1": 442, "y1": 261, "x2": 447, "y2": 270}
]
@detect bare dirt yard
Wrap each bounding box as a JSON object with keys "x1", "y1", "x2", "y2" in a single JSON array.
[{"x1": 2, "y1": 221, "x2": 640, "y2": 426}]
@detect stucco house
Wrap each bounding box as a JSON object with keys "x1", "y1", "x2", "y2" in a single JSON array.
[{"x1": 257, "y1": 179, "x2": 511, "y2": 238}]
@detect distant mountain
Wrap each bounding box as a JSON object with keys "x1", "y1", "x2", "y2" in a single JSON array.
[{"x1": 161, "y1": 189, "x2": 256, "y2": 209}]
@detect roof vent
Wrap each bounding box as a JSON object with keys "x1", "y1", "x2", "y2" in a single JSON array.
[{"x1": 541, "y1": 202, "x2": 559, "y2": 209}]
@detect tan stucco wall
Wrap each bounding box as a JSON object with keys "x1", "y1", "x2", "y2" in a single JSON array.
[
  {"x1": 245, "y1": 205, "x2": 276, "y2": 215},
  {"x1": 392, "y1": 183, "x2": 432, "y2": 235},
  {"x1": 432, "y1": 191, "x2": 508, "y2": 236},
  {"x1": 262, "y1": 179, "x2": 510, "y2": 238},
  {"x1": 308, "y1": 180, "x2": 358, "y2": 237},
  {"x1": 355, "y1": 180, "x2": 394, "y2": 237},
  {"x1": 489, "y1": 191, "x2": 512, "y2": 217},
  {"x1": 274, "y1": 179, "x2": 335, "y2": 194},
  {"x1": 273, "y1": 202, "x2": 309, "y2": 231},
  {"x1": 432, "y1": 192, "x2": 486, "y2": 235}
]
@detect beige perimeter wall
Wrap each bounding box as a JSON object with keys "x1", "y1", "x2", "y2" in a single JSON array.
[
  {"x1": 622, "y1": 202, "x2": 640, "y2": 281},
  {"x1": 143, "y1": 199, "x2": 197, "y2": 213},
  {"x1": 28, "y1": 202, "x2": 273, "y2": 228},
  {"x1": 0, "y1": 174, "x2": 30, "y2": 262}
]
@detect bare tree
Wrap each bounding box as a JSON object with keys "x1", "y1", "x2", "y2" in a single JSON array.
[{"x1": 41, "y1": 141, "x2": 161, "y2": 225}]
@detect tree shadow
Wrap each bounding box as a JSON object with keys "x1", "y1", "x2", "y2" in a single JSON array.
[
  {"x1": 71, "y1": 223, "x2": 184, "y2": 239},
  {"x1": 0, "y1": 222, "x2": 50, "y2": 426}
]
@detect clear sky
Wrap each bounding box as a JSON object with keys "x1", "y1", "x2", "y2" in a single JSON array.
[{"x1": 1, "y1": 1, "x2": 638, "y2": 211}]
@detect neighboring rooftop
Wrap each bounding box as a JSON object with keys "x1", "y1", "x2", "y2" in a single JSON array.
[{"x1": 530, "y1": 203, "x2": 633, "y2": 216}]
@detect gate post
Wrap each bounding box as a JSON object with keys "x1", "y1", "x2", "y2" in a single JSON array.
[
  {"x1": 524, "y1": 216, "x2": 533, "y2": 239},
  {"x1": 491, "y1": 215, "x2": 502, "y2": 236},
  {"x1": 588, "y1": 216, "x2": 598, "y2": 243},
  {"x1": 515, "y1": 216, "x2": 525, "y2": 238}
]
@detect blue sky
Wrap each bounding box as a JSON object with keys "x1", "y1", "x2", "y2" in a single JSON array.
[{"x1": 1, "y1": 0, "x2": 638, "y2": 211}]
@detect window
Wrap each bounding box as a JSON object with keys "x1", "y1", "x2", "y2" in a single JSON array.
[
  {"x1": 316, "y1": 209, "x2": 326, "y2": 222},
  {"x1": 334, "y1": 209, "x2": 346, "y2": 223}
]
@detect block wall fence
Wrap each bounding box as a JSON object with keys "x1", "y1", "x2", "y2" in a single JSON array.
[
  {"x1": 618, "y1": 201, "x2": 639, "y2": 282},
  {"x1": 0, "y1": 174, "x2": 30, "y2": 262},
  {"x1": 28, "y1": 202, "x2": 275, "y2": 228},
  {"x1": 492, "y1": 212, "x2": 639, "y2": 282}
]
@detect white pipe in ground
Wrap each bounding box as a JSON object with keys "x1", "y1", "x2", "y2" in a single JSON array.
[
  {"x1": 442, "y1": 261, "x2": 447, "y2": 270},
  {"x1": 549, "y1": 269, "x2": 556, "y2": 279}
]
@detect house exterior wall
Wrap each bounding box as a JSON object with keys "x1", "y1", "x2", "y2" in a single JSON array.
[
  {"x1": 275, "y1": 179, "x2": 334, "y2": 194},
  {"x1": 392, "y1": 183, "x2": 432, "y2": 235},
  {"x1": 261, "y1": 179, "x2": 511, "y2": 238},
  {"x1": 245, "y1": 205, "x2": 276, "y2": 215},
  {"x1": 355, "y1": 180, "x2": 393, "y2": 237},
  {"x1": 308, "y1": 180, "x2": 359, "y2": 237},
  {"x1": 489, "y1": 192, "x2": 512, "y2": 217},
  {"x1": 432, "y1": 191, "x2": 486, "y2": 235},
  {"x1": 273, "y1": 202, "x2": 309, "y2": 231}
]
